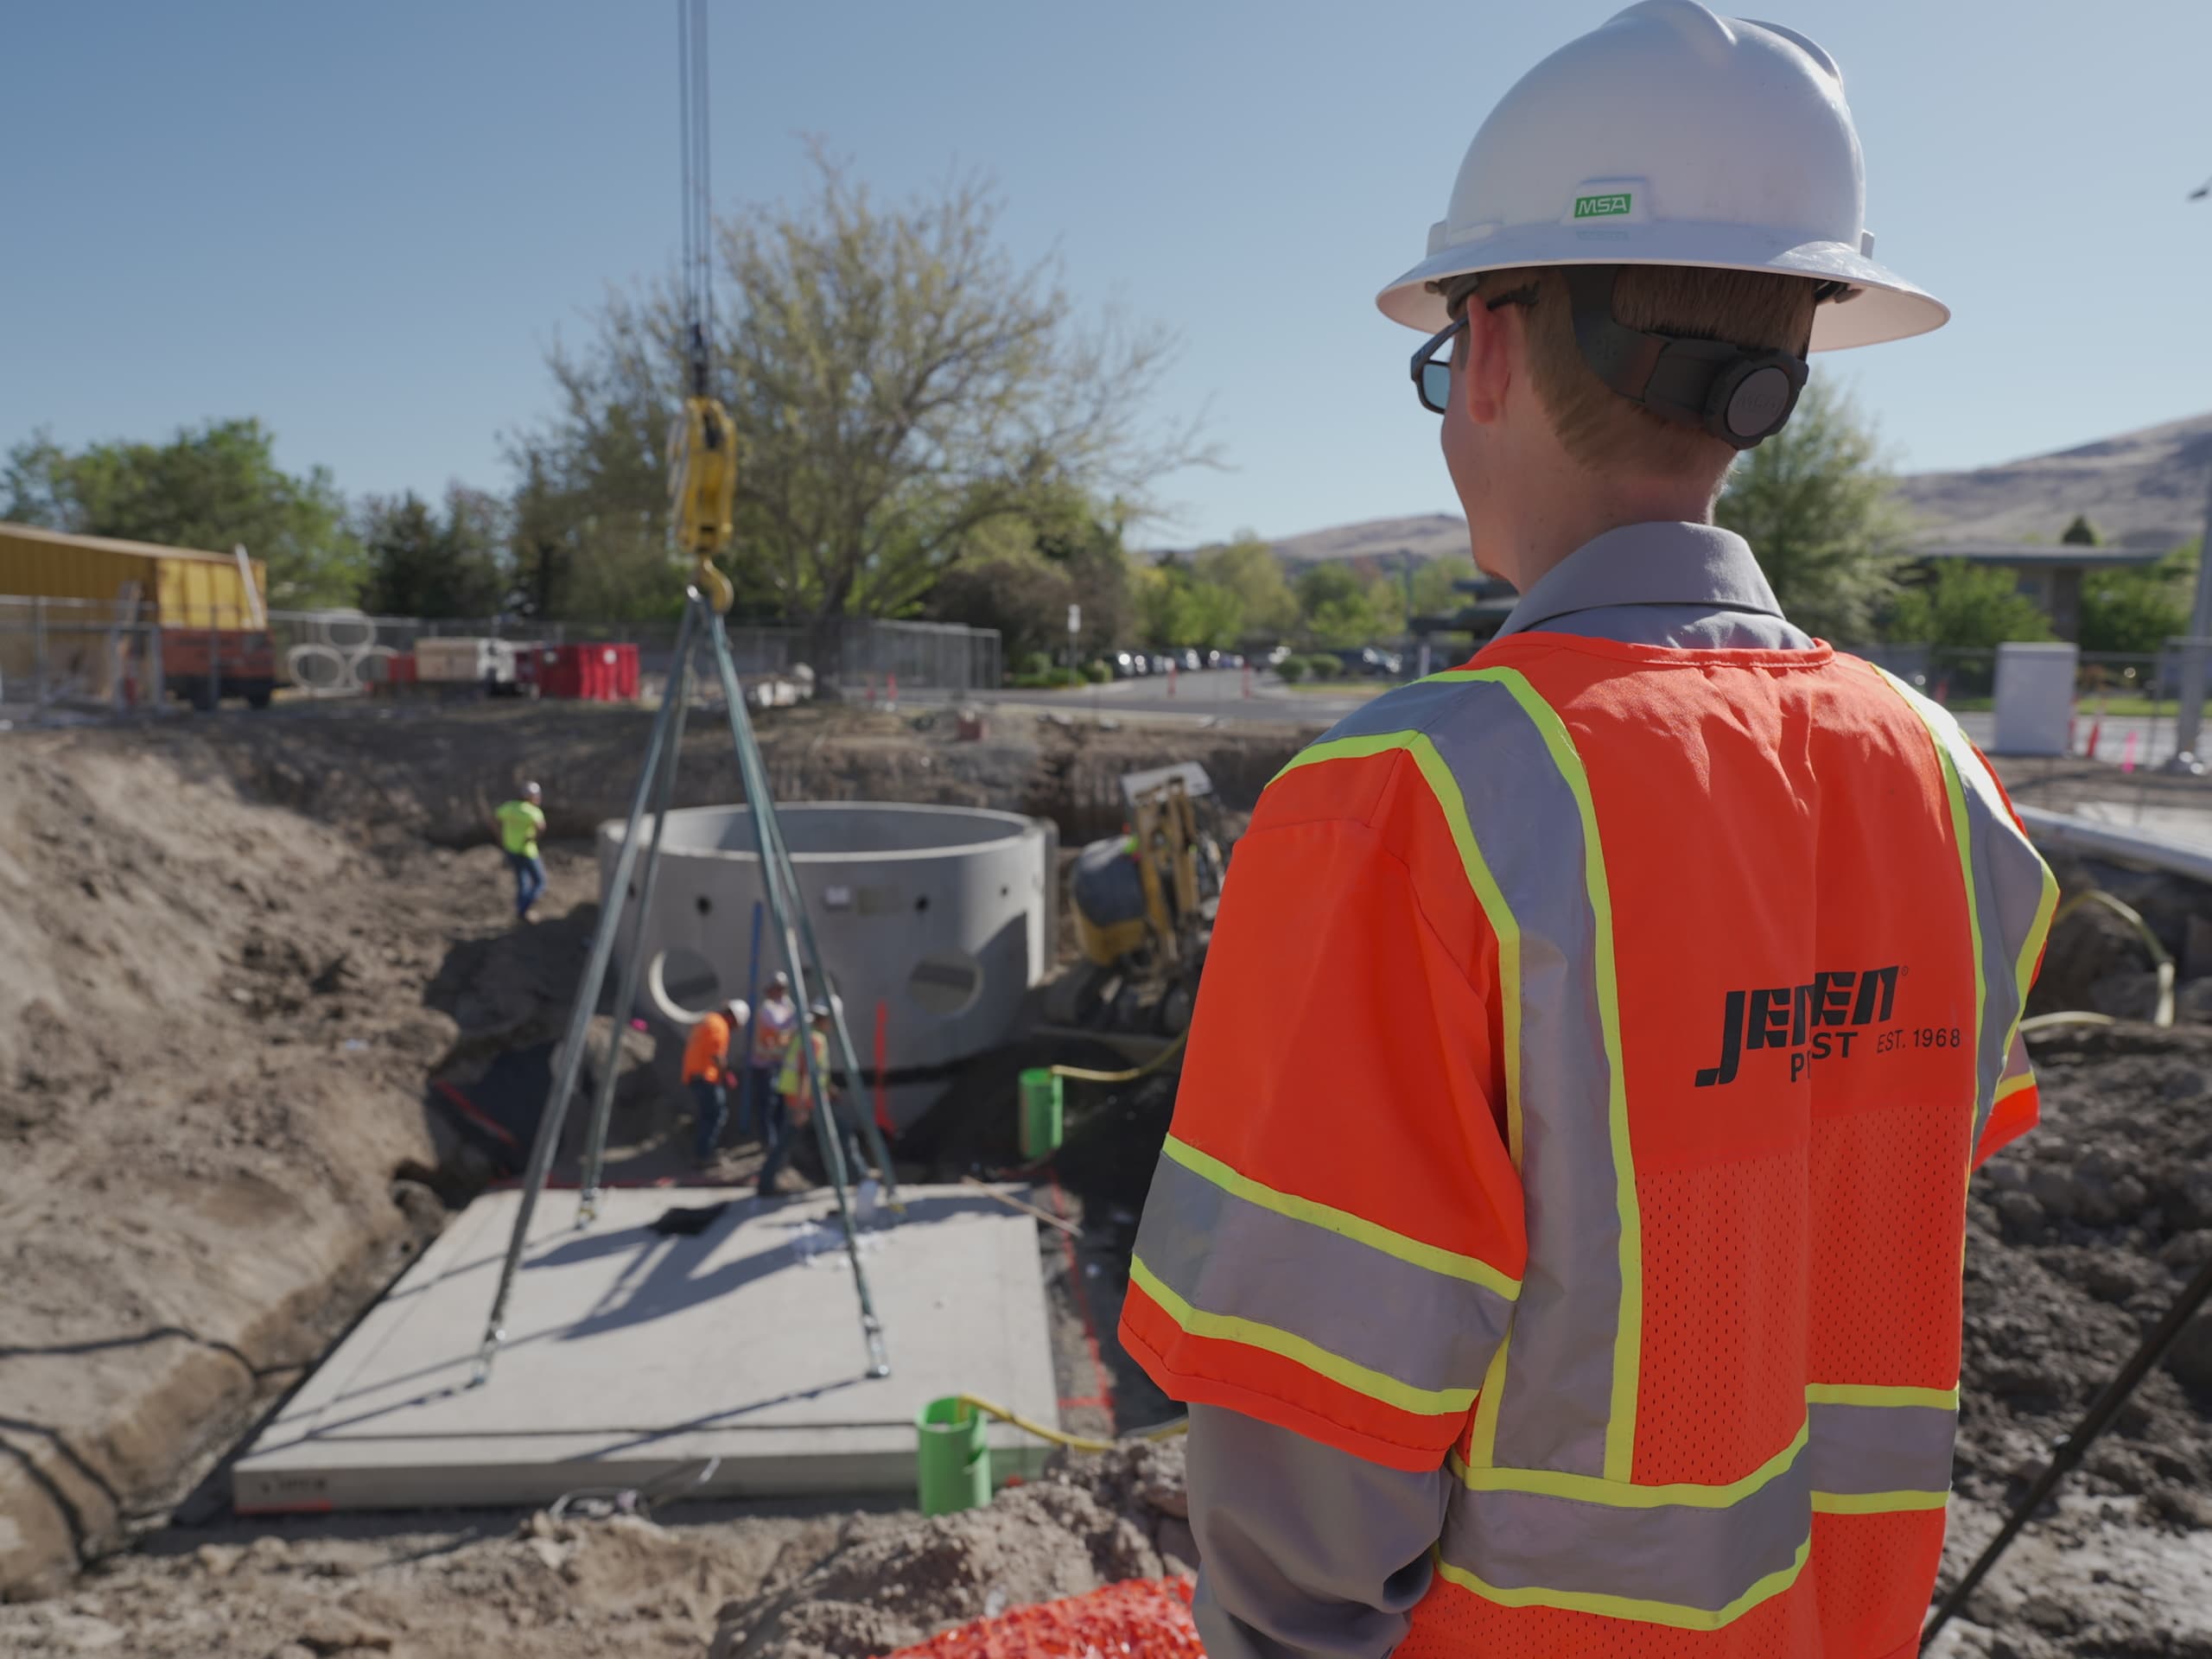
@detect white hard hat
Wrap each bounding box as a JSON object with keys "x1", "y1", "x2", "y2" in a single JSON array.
[
  {"x1": 726, "y1": 998, "x2": 750, "y2": 1026},
  {"x1": 1376, "y1": 0, "x2": 1948, "y2": 352}
]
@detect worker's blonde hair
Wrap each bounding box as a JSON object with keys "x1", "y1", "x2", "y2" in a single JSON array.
[{"x1": 1469, "y1": 264, "x2": 1819, "y2": 483}]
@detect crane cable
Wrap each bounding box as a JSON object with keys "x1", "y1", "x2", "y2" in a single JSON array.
[
  {"x1": 671, "y1": 0, "x2": 736, "y2": 612},
  {"x1": 677, "y1": 0, "x2": 713, "y2": 395}
]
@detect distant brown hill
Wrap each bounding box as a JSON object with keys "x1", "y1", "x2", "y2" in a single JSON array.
[
  {"x1": 1893, "y1": 410, "x2": 2212, "y2": 550},
  {"x1": 1219, "y1": 410, "x2": 2212, "y2": 568}
]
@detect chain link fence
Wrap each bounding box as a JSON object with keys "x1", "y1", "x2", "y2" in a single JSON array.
[
  {"x1": 0, "y1": 594, "x2": 1001, "y2": 721},
  {"x1": 0, "y1": 595, "x2": 164, "y2": 719}
]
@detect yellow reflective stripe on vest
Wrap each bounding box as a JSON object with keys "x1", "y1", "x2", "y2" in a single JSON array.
[
  {"x1": 1130, "y1": 1135, "x2": 1519, "y2": 1415},
  {"x1": 1127, "y1": 1257, "x2": 1479, "y2": 1418},
  {"x1": 1157, "y1": 1135, "x2": 1522, "y2": 1298},
  {"x1": 1276, "y1": 669, "x2": 1639, "y2": 1482},
  {"x1": 1274, "y1": 718, "x2": 1528, "y2": 1166},
  {"x1": 1872, "y1": 666, "x2": 2059, "y2": 1154},
  {"x1": 1433, "y1": 1538, "x2": 1812, "y2": 1635},
  {"x1": 1436, "y1": 1391, "x2": 1953, "y2": 1626}
]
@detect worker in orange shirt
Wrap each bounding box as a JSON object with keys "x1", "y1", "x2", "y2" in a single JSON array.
[
  {"x1": 1119, "y1": 8, "x2": 2056, "y2": 1657},
  {"x1": 680, "y1": 998, "x2": 747, "y2": 1171}
]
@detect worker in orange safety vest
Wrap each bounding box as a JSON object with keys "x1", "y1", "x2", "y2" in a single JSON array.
[
  {"x1": 1118, "y1": 7, "x2": 2057, "y2": 1657},
  {"x1": 681, "y1": 998, "x2": 747, "y2": 1170}
]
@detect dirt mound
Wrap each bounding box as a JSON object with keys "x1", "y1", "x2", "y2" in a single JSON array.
[
  {"x1": 1939, "y1": 1022, "x2": 2212, "y2": 1653},
  {"x1": 0, "y1": 700, "x2": 1300, "y2": 1600},
  {"x1": 0, "y1": 1503, "x2": 838, "y2": 1658},
  {"x1": 202, "y1": 700, "x2": 1306, "y2": 852},
  {"x1": 0, "y1": 725, "x2": 623, "y2": 1597},
  {"x1": 709, "y1": 1442, "x2": 1192, "y2": 1659}
]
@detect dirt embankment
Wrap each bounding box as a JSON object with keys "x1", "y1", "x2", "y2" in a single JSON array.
[
  {"x1": 0, "y1": 1441, "x2": 1192, "y2": 1659},
  {"x1": 0, "y1": 702, "x2": 1307, "y2": 1602}
]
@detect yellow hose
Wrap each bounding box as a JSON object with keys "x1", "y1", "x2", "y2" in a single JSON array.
[
  {"x1": 1049, "y1": 1027, "x2": 1190, "y2": 1084},
  {"x1": 2048, "y1": 890, "x2": 2174, "y2": 1029},
  {"x1": 954, "y1": 1392, "x2": 1187, "y2": 1453}
]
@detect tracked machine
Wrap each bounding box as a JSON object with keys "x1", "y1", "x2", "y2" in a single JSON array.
[{"x1": 1047, "y1": 763, "x2": 1228, "y2": 1036}]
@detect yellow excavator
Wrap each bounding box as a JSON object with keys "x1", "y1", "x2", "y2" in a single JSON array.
[{"x1": 1051, "y1": 763, "x2": 1228, "y2": 1035}]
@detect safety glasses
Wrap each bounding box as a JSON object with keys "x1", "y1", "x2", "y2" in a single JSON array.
[
  {"x1": 1408, "y1": 283, "x2": 1539, "y2": 415},
  {"x1": 1410, "y1": 316, "x2": 1465, "y2": 416}
]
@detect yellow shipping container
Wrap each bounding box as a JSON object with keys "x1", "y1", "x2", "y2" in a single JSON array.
[{"x1": 0, "y1": 520, "x2": 267, "y2": 627}]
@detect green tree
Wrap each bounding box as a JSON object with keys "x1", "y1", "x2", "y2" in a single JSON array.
[
  {"x1": 1194, "y1": 532, "x2": 1298, "y2": 637},
  {"x1": 512, "y1": 149, "x2": 1207, "y2": 652},
  {"x1": 1713, "y1": 378, "x2": 1904, "y2": 642},
  {"x1": 1884, "y1": 561, "x2": 2055, "y2": 650},
  {"x1": 2079, "y1": 546, "x2": 2194, "y2": 655},
  {"x1": 1294, "y1": 563, "x2": 1385, "y2": 646},
  {"x1": 361, "y1": 486, "x2": 512, "y2": 619},
  {"x1": 1409, "y1": 555, "x2": 1479, "y2": 618},
  {"x1": 1133, "y1": 555, "x2": 1244, "y2": 648},
  {"x1": 3, "y1": 419, "x2": 365, "y2": 605},
  {"x1": 2060, "y1": 514, "x2": 2101, "y2": 547}
]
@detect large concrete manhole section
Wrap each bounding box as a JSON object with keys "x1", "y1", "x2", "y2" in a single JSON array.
[{"x1": 602, "y1": 802, "x2": 1052, "y2": 1126}]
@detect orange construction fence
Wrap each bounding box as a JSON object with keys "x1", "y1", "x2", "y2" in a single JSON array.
[{"x1": 880, "y1": 1576, "x2": 1202, "y2": 1659}]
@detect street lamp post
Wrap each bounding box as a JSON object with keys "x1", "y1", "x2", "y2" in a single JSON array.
[{"x1": 2164, "y1": 457, "x2": 2212, "y2": 772}]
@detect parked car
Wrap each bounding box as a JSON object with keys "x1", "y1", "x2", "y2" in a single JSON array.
[
  {"x1": 1336, "y1": 645, "x2": 1405, "y2": 678},
  {"x1": 1265, "y1": 644, "x2": 1294, "y2": 667},
  {"x1": 1149, "y1": 653, "x2": 1174, "y2": 675},
  {"x1": 1111, "y1": 650, "x2": 1143, "y2": 678},
  {"x1": 1179, "y1": 648, "x2": 1203, "y2": 671}
]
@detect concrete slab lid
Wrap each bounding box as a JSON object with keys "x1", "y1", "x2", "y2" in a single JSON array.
[{"x1": 232, "y1": 1185, "x2": 1060, "y2": 1512}]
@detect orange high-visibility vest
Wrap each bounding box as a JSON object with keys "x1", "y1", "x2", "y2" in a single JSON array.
[
  {"x1": 681, "y1": 1013, "x2": 732, "y2": 1084},
  {"x1": 1120, "y1": 637, "x2": 2056, "y2": 1656}
]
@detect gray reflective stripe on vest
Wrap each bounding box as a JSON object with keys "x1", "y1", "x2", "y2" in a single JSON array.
[
  {"x1": 1293, "y1": 669, "x2": 1640, "y2": 1481},
  {"x1": 1436, "y1": 1395, "x2": 1955, "y2": 1627},
  {"x1": 1873, "y1": 668, "x2": 2059, "y2": 1148},
  {"x1": 1131, "y1": 1136, "x2": 1516, "y2": 1412},
  {"x1": 1805, "y1": 1398, "x2": 1955, "y2": 1509}
]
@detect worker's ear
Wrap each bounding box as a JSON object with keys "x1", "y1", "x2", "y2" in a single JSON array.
[{"x1": 1455, "y1": 299, "x2": 1517, "y2": 428}]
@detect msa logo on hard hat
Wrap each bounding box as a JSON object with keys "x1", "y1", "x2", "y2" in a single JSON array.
[
  {"x1": 1694, "y1": 966, "x2": 1901, "y2": 1088},
  {"x1": 1573, "y1": 193, "x2": 1633, "y2": 219}
]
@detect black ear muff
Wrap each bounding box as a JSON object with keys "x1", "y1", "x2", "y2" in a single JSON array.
[
  {"x1": 1706, "y1": 352, "x2": 1806, "y2": 448},
  {"x1": 1564, "y1": 265, "x2": 1811, "y2": 451}
]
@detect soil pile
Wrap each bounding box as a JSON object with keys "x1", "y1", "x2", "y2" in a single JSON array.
[
  {"x1": 205, "y1": 701, "x2": 1306, "y2": 852},
  {"x1": 709, "y1": 1443, "x2": 1192, "y2": 1659},
  {"x1": 0, "y1": 701, "x2": 1301, "y2": 1600},
  {"x1": 0, "y1": 1446, "x2": 1192, "y2": 1659},
  {"x1": 0, "y1": 729, "x2": 514, "y2": 1597},
  {"x1": 0, "y1": 1503, "x2": 835, "y2": 1658},
  {"x1": 1939, "y1": 1022, "x2": 2212, "y2": 1655}
]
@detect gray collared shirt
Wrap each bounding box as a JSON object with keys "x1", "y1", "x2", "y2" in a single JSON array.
[
  {"x1": 1491, "y1": 520, "x2": 1814, "y2": 652},
  {"x1": 1182, "y1": 520, "x2": 1810, "y2": 1659}
]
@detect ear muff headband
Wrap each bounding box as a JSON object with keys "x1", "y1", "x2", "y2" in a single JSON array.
[{"x1": 1564, "y1": 265, "x2": 1808, "y2": 450}]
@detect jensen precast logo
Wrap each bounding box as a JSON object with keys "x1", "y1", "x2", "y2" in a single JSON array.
[{"x1": 1573, "y1": 193, "x2": 1633, "y2": 219}]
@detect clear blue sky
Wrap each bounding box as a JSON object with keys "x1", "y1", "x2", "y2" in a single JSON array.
[{"x1": 7, "y1": 1, "x2": 2211, "y2": 549}]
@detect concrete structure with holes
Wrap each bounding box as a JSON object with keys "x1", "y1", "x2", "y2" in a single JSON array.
[
  {"x1": 230, "y1": 1185, "x2": 1058, "y2": 1511},
  {"x1": 600, "y1": 803, "x2": 1054, "y2": 1128}
]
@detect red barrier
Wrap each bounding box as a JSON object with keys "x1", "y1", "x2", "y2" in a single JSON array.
[
  {"x1": 880, "y1": 1578, "x2": 1201, "y2": 1659},
  {"x1": 531, "y1": 643, "x2": 639, "y2": 701},
  {"x1": 874, "y1": 999, "x2": 893, "y2": 1134}
]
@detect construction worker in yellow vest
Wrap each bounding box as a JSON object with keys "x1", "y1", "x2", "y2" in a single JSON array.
[
  {"x1": 493, "y1": 782, "x2": 547, "y2": 921},
  {"x1": 762, "y1": 1000, "x2": 868, "y2": 1199}
]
